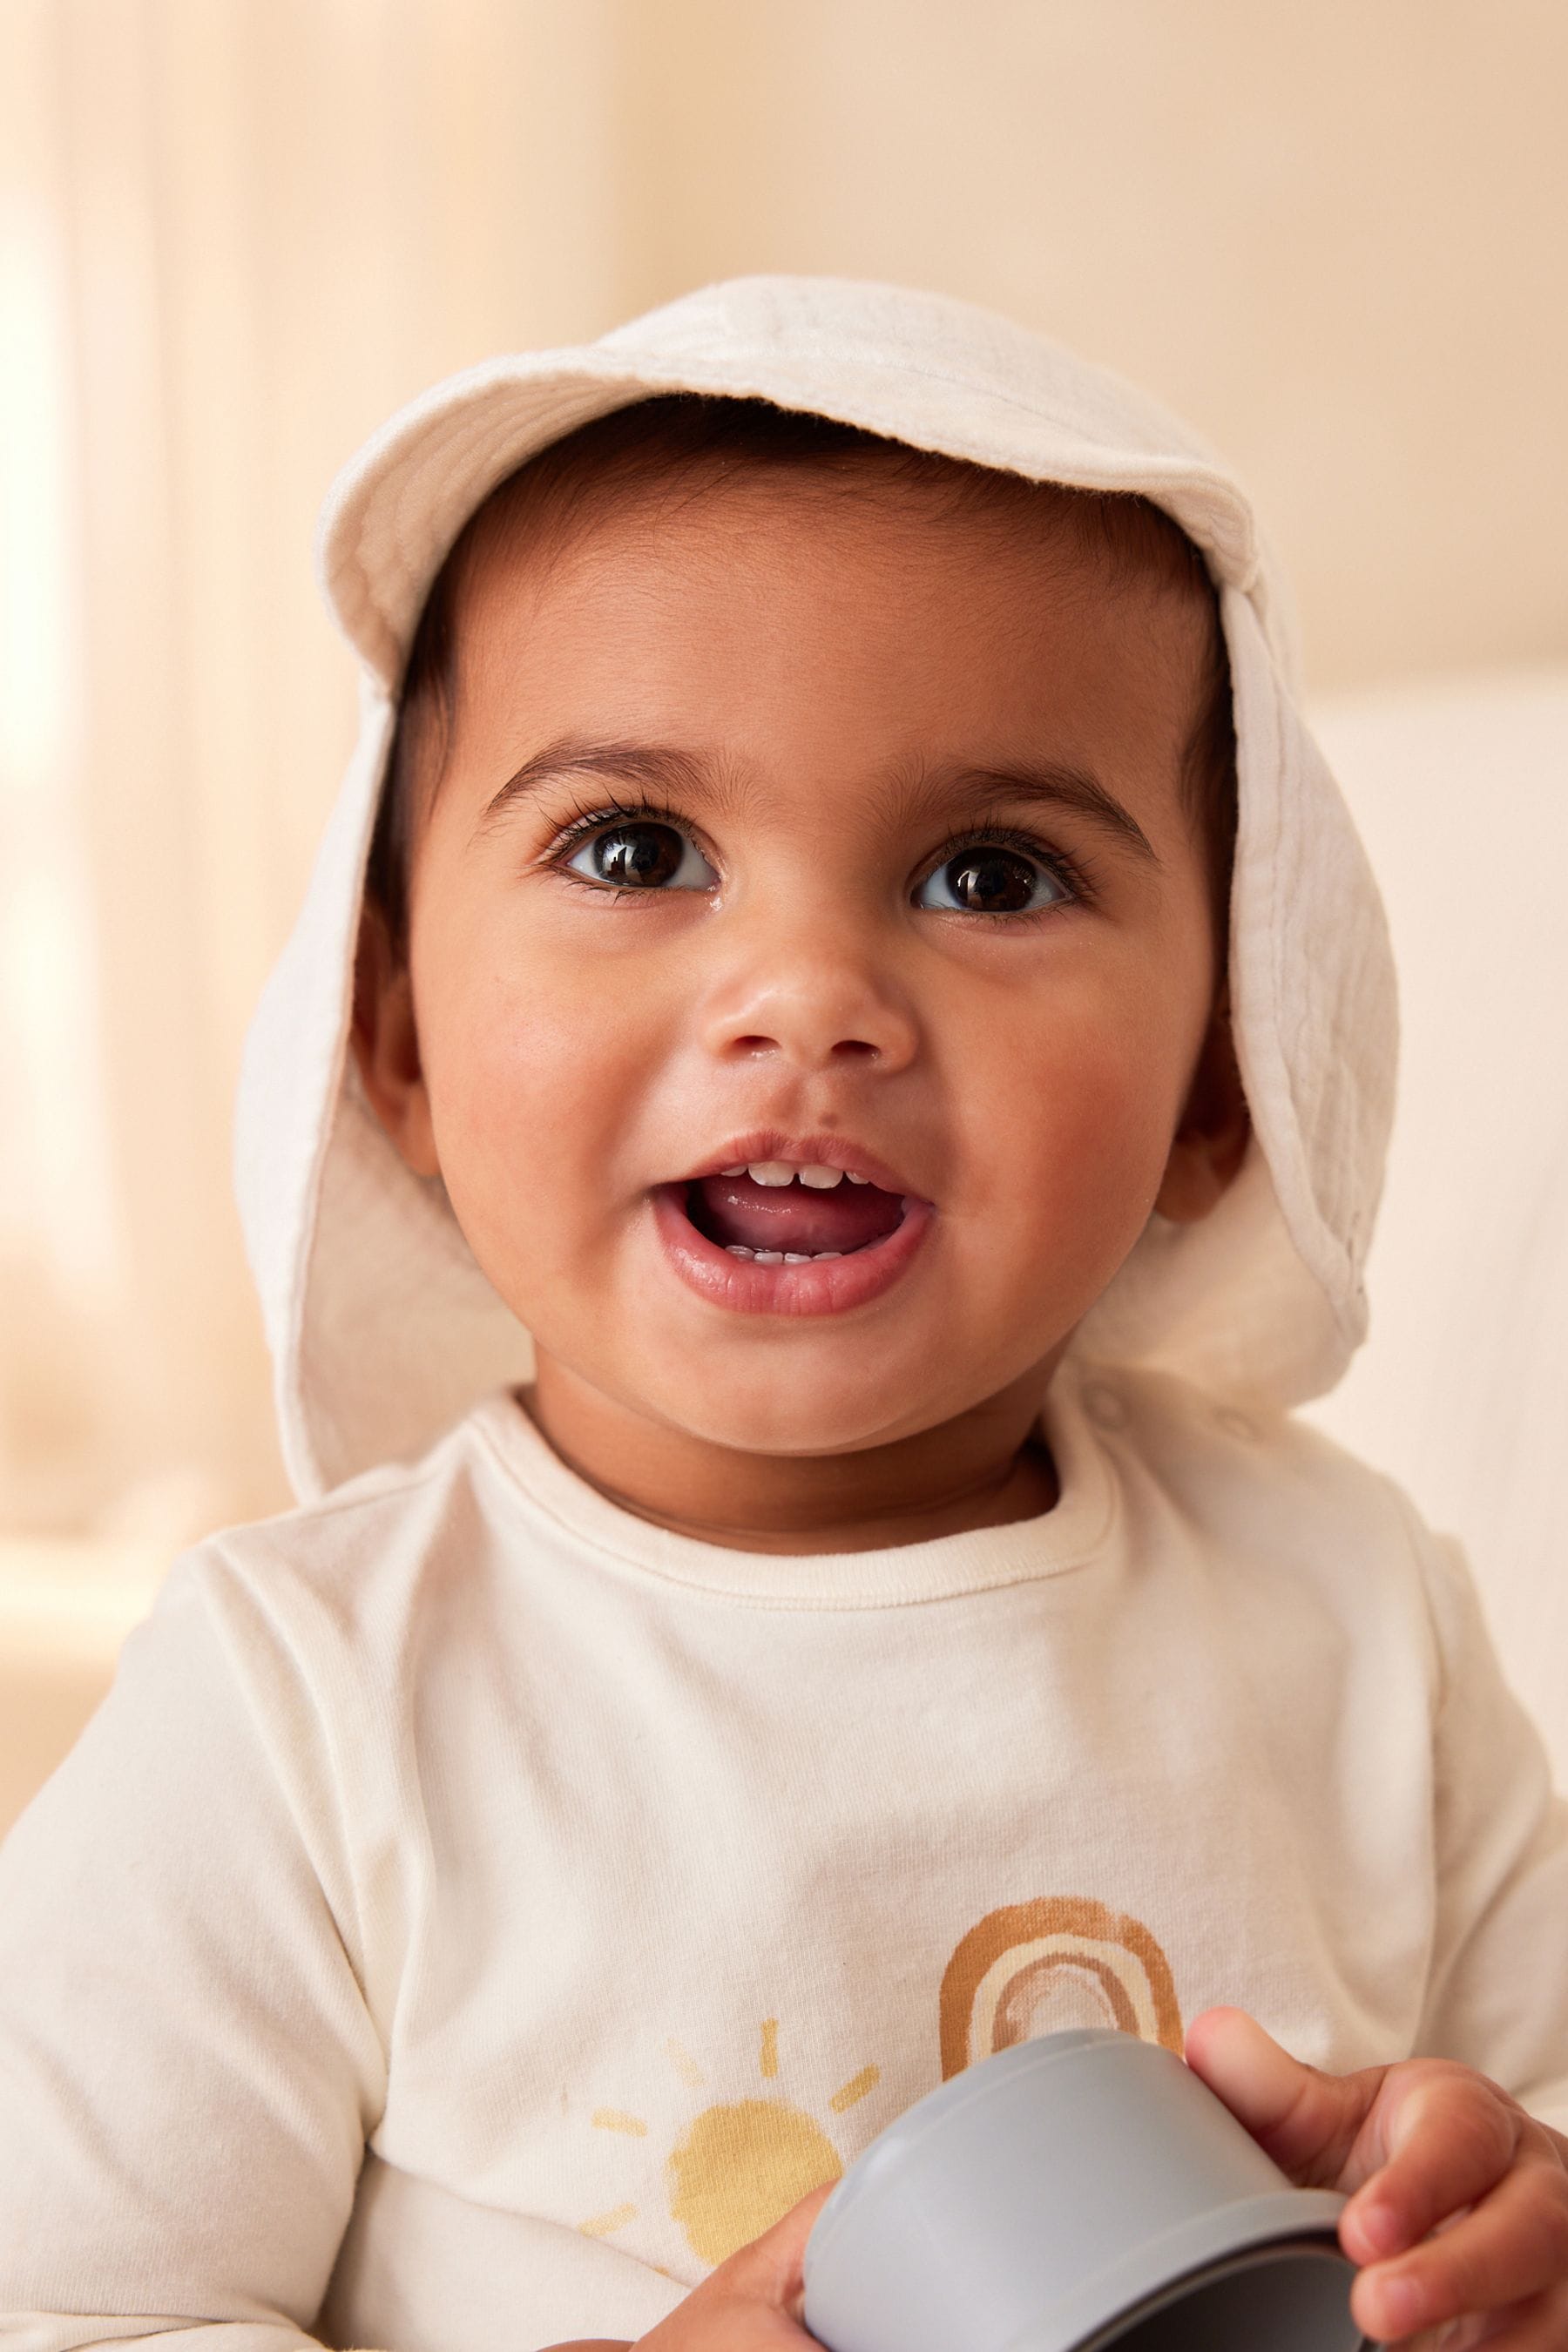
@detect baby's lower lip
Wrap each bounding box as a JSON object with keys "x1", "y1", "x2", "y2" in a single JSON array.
[{"x1": 650, "y1": 1182, "x2": 935, "y2": 1316}]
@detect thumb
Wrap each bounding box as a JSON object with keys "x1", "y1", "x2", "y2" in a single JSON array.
[
  {"x1": 720, "y1": 2180, "x2": 839, "y2": 2321},
  {"x1": 1184, "y1": 2007, "x2": 1385, "y2": 2190}
]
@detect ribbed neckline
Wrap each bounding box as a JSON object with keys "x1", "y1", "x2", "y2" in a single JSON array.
[{"x1": 469, "y1": 1363, "x2": 1119, "y2": 1609}]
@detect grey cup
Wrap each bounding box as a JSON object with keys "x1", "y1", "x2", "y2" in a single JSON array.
[{"x1": 801, "y1": 2029, "x2": 1365, "y2": 2352}]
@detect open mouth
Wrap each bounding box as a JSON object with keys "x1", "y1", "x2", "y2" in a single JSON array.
[
  {"x1": 651, "y1": 1148, "x2": 936, "y2": 1315},
  {"x1": 679, "y1": 1159, "x2": 907, "y2": 1262}
]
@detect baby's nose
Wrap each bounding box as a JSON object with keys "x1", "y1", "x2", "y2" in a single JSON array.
[{"x1": 699, "y1": 936, "x2": 918, "y2": 1073}]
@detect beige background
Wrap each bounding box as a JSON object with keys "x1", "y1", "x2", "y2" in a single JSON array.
[{"x1": 1, "y1": 1, "x2": 1565, "y2": 1817}]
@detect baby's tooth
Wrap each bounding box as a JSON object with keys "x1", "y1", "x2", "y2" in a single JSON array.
[
  {"x1": 725, "y1": 1244, "x2": 756, "y2": 1258},
  {"x1": 782, "y1": 1252, "x2": 810, "y2": 1263},
  {"x1": 753, "y1": 1250, "x2": 783, "y2": 1263},
  {"x1": 846, "y1": 1172, "x2": 869, "y2": 1185},
  {"x1": 813, "y1": 1251, "x2": 842, "y2": 1260},
  {"x1": 799, "y1": 1165, "x2": 843, "y2": 1188},
  {"x1": 720, "y1": 1164, "x2": 747, "y2": 1177},
  {"x1": 747, "y1": 1161, "x2": 794, "y2": 1186}
]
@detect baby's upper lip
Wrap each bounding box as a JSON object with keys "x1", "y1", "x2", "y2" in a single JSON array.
[{"x1": 677, "y1": 1130, "x2": 929, "y2": 1200}]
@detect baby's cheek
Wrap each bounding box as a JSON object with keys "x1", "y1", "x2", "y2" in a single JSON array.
[
  {"x1": 991, "y1": 1040, "x2": 1182, "y2": 1295},
  {"x1": 1010, "y1": 1020, "x2": 1179, "y2": 1194},
  {"x1": 422, "y1": 998, "x2": 568, "y2": 1213},
  {"x1": 438, "y1": 960, "x2": 683, "y2": 1300}
]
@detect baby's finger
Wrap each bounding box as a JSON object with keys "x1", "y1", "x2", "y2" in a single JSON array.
[
  {"x1": 1183, "y1": 2007, "x2": 1378, "y2": 2184},
  {"x1": 1350, "y1": 2153, "x2": 1568, "y2": 2342},
  {"x1": 723, "y1": 2180, "x2": 838, "y2": 2321},
  {"x1": 632, "y1": 2182, "x2": 838, "y2": 2352},
  {"x1": 1473, "y1": 2281, "x2": 1568, "y2": 2351},
  {"x1": 1423, "y1": 2281, "x2": 1568, "y2": 2351},
  {"x1": 1341, "y1": 2072, "x2": 1523, "y2": 2262}
]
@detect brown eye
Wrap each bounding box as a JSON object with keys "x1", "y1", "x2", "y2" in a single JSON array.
[
  {"x1": 595, "y1": 824, "x2": 682, "y2": 885},
  {"x1": 916, "y1": 848, "x2": 1069, "y2": 914},
  {"x1": 565, "y1": 821, "x2": 715, "y2": 891}
]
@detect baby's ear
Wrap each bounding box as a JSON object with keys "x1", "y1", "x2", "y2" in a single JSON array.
[
  {"x1": 1153, "y1": 989, "x2": 1250, "y2": 1224},
  {"x1": 350, "y1": 898, "x2": 442, "y2": 1178}
]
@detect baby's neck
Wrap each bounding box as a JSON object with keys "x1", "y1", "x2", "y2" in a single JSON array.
[{"x1": 517, "y1": 1355, "x2": 1062, "y2": 1554}]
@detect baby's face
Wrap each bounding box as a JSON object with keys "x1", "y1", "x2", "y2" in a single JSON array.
[{"x1": 360, "y1": 470, "x2": 1237, "y2": 1459}]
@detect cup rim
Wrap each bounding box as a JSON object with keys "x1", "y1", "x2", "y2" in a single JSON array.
[
  {"x1": 1010, "y1": 2231, "x2": 1362, "y2": 2352},
  {"x1": 997, "y1": 2200, "x2": 1354, "y2": 2352}
]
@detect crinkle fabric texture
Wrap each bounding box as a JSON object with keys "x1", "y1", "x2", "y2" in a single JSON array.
[{"x1": 234, "y1": 274, "x2": 1397, "y2": 1502}]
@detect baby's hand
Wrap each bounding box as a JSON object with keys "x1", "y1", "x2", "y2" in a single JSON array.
[
  {"x1": 635, "y1": 2183, "x2": 832, "y2": 2352},
  {"x1": 1186, "y1": 2007, "x2": 1568, "y2": 2346},
  {"x1": 544, "y1": 2180, "x2": 834, "y2": 2352}
]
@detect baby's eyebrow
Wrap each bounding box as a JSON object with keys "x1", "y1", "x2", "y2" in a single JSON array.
[
  {"x1": 473, "y1": 734, "x2": 1159, "y2": 865},
  {"x1": 930, "y1": 764, "x2": 1159, "y2": 865},
  {"x1": 473, "y1": 737, "x2": 713, "y2": 839}
]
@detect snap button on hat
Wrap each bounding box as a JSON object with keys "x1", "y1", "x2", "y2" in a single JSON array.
[{"x1": 1082, "y1": 1383, "x2": 1130, "y2": 1431}]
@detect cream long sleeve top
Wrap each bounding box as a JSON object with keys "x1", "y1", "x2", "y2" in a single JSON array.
[{"x1": 2, "y1": 1364, "x2": 1565, "y2": 2352}]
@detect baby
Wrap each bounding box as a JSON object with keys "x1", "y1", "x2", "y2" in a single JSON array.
[{"x1": 2, "y1": 276, "x2": 1565, "y2": 2352}]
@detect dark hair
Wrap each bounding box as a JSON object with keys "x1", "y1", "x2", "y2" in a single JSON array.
[{"x1": 364, "y1": 394, "x2": 1237, "y2": 957}]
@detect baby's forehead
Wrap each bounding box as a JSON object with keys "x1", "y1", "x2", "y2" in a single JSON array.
[
  {"x1": 438, "y1": 394, "x2": 1214, "y2": 638},
  {"x1": 444, "y1": 474, "x2": 1218, "y2": 773}
]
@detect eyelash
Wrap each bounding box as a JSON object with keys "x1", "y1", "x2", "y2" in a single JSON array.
[
  {"x1": 540, "y1": 797, "x2": 1096, "y2": 911},
  {"x1": 925, "y1": 824, "x2": 1094, "y2": 912},
  {"x1": 543, "y1": 797, "x2": 706, "y2": 900}
]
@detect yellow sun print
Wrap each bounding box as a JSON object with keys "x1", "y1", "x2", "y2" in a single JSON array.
[{"x1": 578, "y1": 2016, "x2": 880, "y2": 2266}]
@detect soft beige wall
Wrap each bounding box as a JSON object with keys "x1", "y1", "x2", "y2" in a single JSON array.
[
  {"x1": 1, "y1": 0, "x2": 1564, "y2": 1548},
  {"x1": 613, "y1": 0, "x2": 1568, "y2": 688}
]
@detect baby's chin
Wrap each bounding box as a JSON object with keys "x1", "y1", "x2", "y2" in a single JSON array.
[{"x1": 621, "y1": 1350, "x2": 1026, "y2": 1462}]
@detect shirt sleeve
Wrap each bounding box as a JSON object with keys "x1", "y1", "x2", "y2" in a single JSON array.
[
  {"x1": 1411, "y1": 1526, "x2": 1568, "y2": 2135},
  {"x1": 0, "y1": 1549, "x2": 389, "y2": 2349}
]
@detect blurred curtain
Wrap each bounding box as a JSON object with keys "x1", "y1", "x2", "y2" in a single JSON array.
[{"x1": 0, "y1": 0, "x2": 622, "y2": 1538}]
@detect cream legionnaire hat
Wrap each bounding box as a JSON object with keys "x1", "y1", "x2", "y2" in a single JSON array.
[{"x1": 235, "y1": 274, "x2": 1396, "y2": 1501}]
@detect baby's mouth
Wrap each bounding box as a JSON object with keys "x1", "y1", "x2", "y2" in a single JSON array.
[{"x1": 676, "y1": 1164, "x2": 908, "y2": 1260}]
